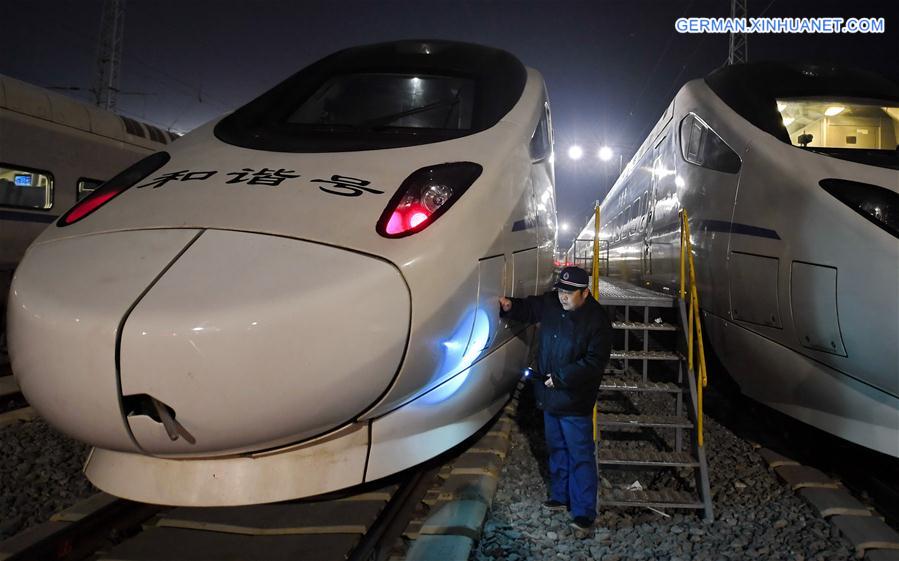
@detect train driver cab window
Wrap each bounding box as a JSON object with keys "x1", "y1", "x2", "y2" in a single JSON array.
[
  {"x1": 77, "y1": 178, "x2": 104, "y2": 201},
  {"x1": 680, "y1": 113, "x2": 741, "y2": 174},
  {"x1": 530, "y1": 102, "x2": 552, "y2": 161},
  {"x1": 0, "y1": 164, "x2": 53, "y2": 210},
  {"x1": 288, "y1": 74, "x2": 475, "y2": 131},
  {"x1": 778, "y1": 98, "x2": 899, "y2": 169}
]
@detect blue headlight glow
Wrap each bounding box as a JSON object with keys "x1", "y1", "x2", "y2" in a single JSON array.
[{"x1": 421, "y1": 307, "x2": 492, "y2": 405}]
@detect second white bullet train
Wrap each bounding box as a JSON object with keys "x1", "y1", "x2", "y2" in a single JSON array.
[
  {"x1": 8, "y1": 40, "x2": 558, "y2": 505},
  {"x1": 574, "y1": 62, "x2": 898, "y2": 458}
]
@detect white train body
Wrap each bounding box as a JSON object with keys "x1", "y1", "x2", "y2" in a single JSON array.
[
  {"x1": 575, "y1": 63, "x2": 898, "y2": 458},
  {"x1": 0, "y1": 75, "x2": 173, "y2": 328},
  {"x1": 7, "y1": 41, "x2": 557, "y2": 505}
]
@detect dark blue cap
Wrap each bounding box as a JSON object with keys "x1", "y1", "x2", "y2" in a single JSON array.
[{"x1": 554, "y1": 266, "x2": 589, "y2": 291}]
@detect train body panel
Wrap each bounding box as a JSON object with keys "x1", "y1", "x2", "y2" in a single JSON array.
[
  {"x1": 724, "y1": 124, "x2": 898, "y2": 399},
  {"x1": 705, "y1": 313, "x2": 899, "y2": 457},
  {"x1": 8, "y1": 41, "x2": 557, "y2": 504},
  {"x1": 573, "y1": 63, "x2": 899, "y2": 457},
  {"x1": 120, "y1": 230, "x2": 411, "y2": 456}
]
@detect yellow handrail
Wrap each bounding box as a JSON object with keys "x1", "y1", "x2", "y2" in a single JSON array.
[
  {"x1": 592, "y1": 203, "x2": 601, "y2": 441},
  {"x1": 591, "y1": 203, "x2": 601, "y2": 296},
  {"x1": 679, "y1": 209, "x2": 708, "y2": 446}
]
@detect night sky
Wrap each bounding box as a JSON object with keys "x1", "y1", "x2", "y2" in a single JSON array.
[{"x1": 2, "y1": 0, "x2": 897, "y2": 248}]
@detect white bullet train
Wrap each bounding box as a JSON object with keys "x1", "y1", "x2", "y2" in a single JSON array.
[
  {"x1": 7, "y1": 40, "x2": 558, "y2": 505},
  {"x1": 573, "y1": 62, "x2": 898, "y2": 458},
  {"x1": 0, "y1": 75, "x2": 174, "y2": 340}
]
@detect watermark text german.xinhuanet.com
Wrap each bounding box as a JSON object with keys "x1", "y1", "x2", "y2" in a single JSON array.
[{"x1": 675, "y1": 17, "x2": 885, "y2": 34}]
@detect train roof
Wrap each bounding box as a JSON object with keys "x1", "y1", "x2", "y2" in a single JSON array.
[
  {"x1": 705, "y1": 62, "x2": 899, "y2": 144},
  {"x1": 0, "y1": 74, "x2": 177, "y2": 148},
  {"x1": 214, "y1": 39, "x2": 529, "y2": 152}
]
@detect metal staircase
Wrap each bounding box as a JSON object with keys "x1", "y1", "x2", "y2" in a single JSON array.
[{"x1": 593, "y1": 277, "x2": 714, "y2": 521}]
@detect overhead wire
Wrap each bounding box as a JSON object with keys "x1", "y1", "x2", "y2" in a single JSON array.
[
  {"x1": 40, "y1": 3, "x2": 235, "y2": 130},
  {"x1": 632, "y1": 0, "x2": 779, "y2": 143},
  {"x1": 623, "y1": 0, "x2": 697, "y2": 128}
]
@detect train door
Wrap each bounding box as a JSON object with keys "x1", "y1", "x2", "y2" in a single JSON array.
[
  {"x1": 643, "y1": 148, "x2": 663, "y2": 278},
  {"x1": 509, "y1": 98, "x2": 550, "y2": 299},
  {"x1": 645, "y1": 133, "x2": 677, "y2": 285},
  {"x1": 474, "y1": 254, "x2": 508, "y2": 354}
]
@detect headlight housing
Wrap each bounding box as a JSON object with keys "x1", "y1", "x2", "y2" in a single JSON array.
[
  {"x1": 377, "y1": 162, "x2": 482, "y2": 238},
  {"x1": 58, "y1": 152, "x2": 171, "y2": 227},
  {"x1": 820, "y1": 178, "x2": 899, "y2": 239}
]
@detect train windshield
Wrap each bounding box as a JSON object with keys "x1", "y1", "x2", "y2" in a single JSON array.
[
  {"x1": 288, "y1": 74, "x2": 475, "y2": 131},
  {"x1": 214, "y1": 40, "x2": 526, "y2": 152},
  {"x1": 777, "y1": 98, "x2": 899, "y2": 169}
]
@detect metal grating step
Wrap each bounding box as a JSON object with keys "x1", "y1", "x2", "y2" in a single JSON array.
[
  {"x1": 612, "y1": 321, "x2": 678, "y2": 332},
  {"x1": 596, "y1": 278, "x2": 675, "y2": 308},
  {"x1": 600, "y1": 488, "x2": 705, "y2": 509},
  {"x1": 610, "y1": 350, "x2": 680, "y2": 361},
  {"x1": 597, "y1": 414, "x2": 693, "y2": 429},
  {"x1": 598, "y1": 449, "x2": 699, "y2": 467},
  {"x1": 599, "y1": 376, "x2": 681, "y2": 393}
]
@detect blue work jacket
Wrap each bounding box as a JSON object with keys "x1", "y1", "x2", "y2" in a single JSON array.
[{"x1": 502, "y1": 291, "x2": 612, "y2": 416}]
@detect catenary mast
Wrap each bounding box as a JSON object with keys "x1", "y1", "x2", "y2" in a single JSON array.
[
  {"x1": 93, "y1": 0, "x2": 126, "y2": 110},
  {"x1": 728, "y1": 0, "x2": 748, "y2": 65}
]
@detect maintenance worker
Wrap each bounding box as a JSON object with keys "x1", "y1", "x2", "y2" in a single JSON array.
[{"x1": 499, "y1": 266, "x2": 612, "y2": 538}]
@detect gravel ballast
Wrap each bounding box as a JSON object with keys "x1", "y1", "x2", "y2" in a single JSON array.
[
  {"x1": 472, "y1": 385, "x2": 856, "y2": 561},
  {"x1": 0, "y1": 418, "x2": 96, "y2": 540}
]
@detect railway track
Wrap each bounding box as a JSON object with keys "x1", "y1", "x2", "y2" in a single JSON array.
[
  {"x1": 0, "y1": 451, "x2": 442, "y2": 561},
  {"x1": 1, "y1": 390, "x2": 518, "y2": 561}
]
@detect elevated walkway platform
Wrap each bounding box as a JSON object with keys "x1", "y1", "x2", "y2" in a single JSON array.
[{"x1": 594, "y1": 278, "x2": 674, "y2": 308}]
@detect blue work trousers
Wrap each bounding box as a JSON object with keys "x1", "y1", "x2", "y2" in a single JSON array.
[{"x1": 543, "y1": 411, "x2": 598, "y2": 520}]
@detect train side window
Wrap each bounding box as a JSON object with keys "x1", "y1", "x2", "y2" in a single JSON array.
[
  {"x1": 144, "y1": 124, "x2": 168, "y2": 144},
  {"x1": 702, "y1": 129, "x2": 741, "y2": 173},
  {"x1": 680, "y1": 113, "x2": 741, "y2": 174},
  {"x1": 121, "y1": 117, "x2": 147, "y2": 138},
  {"x1": 682, "y1": 114, "x2": 704, "y2": 164},
  {"x1": 77, "y1": 178, "x2": 104, "y2": 201},
  {"x1": 530, "y1": 102, "x2": 552, "y2": 161},
  {"x1": 0, "y1": 164, "x2": 54, "y2": 210}
]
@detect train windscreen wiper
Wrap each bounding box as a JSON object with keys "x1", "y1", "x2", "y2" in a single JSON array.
[{"x1": 358, "y1": 97, "x2": 460, "y2": 130}]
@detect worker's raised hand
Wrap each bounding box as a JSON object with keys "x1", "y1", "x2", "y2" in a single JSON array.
[{"x1": 499, "y1": 297, "x2": 512, "y2": 312}]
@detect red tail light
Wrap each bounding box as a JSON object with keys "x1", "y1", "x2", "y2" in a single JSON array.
[
  {"x1": 377, "y1": 162, "x2": 482, "y2": 238},
  {"x1": 58, "y1": 152, "x2": 171, "y2": 227}
]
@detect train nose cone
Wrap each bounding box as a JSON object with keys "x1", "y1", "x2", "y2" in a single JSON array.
[
  {"x1": 8, "y1": 229, "x2": 410, "y2": 457},
  {"x1": 119, "y1": 230, "x2": 409, "y2": 455}
]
